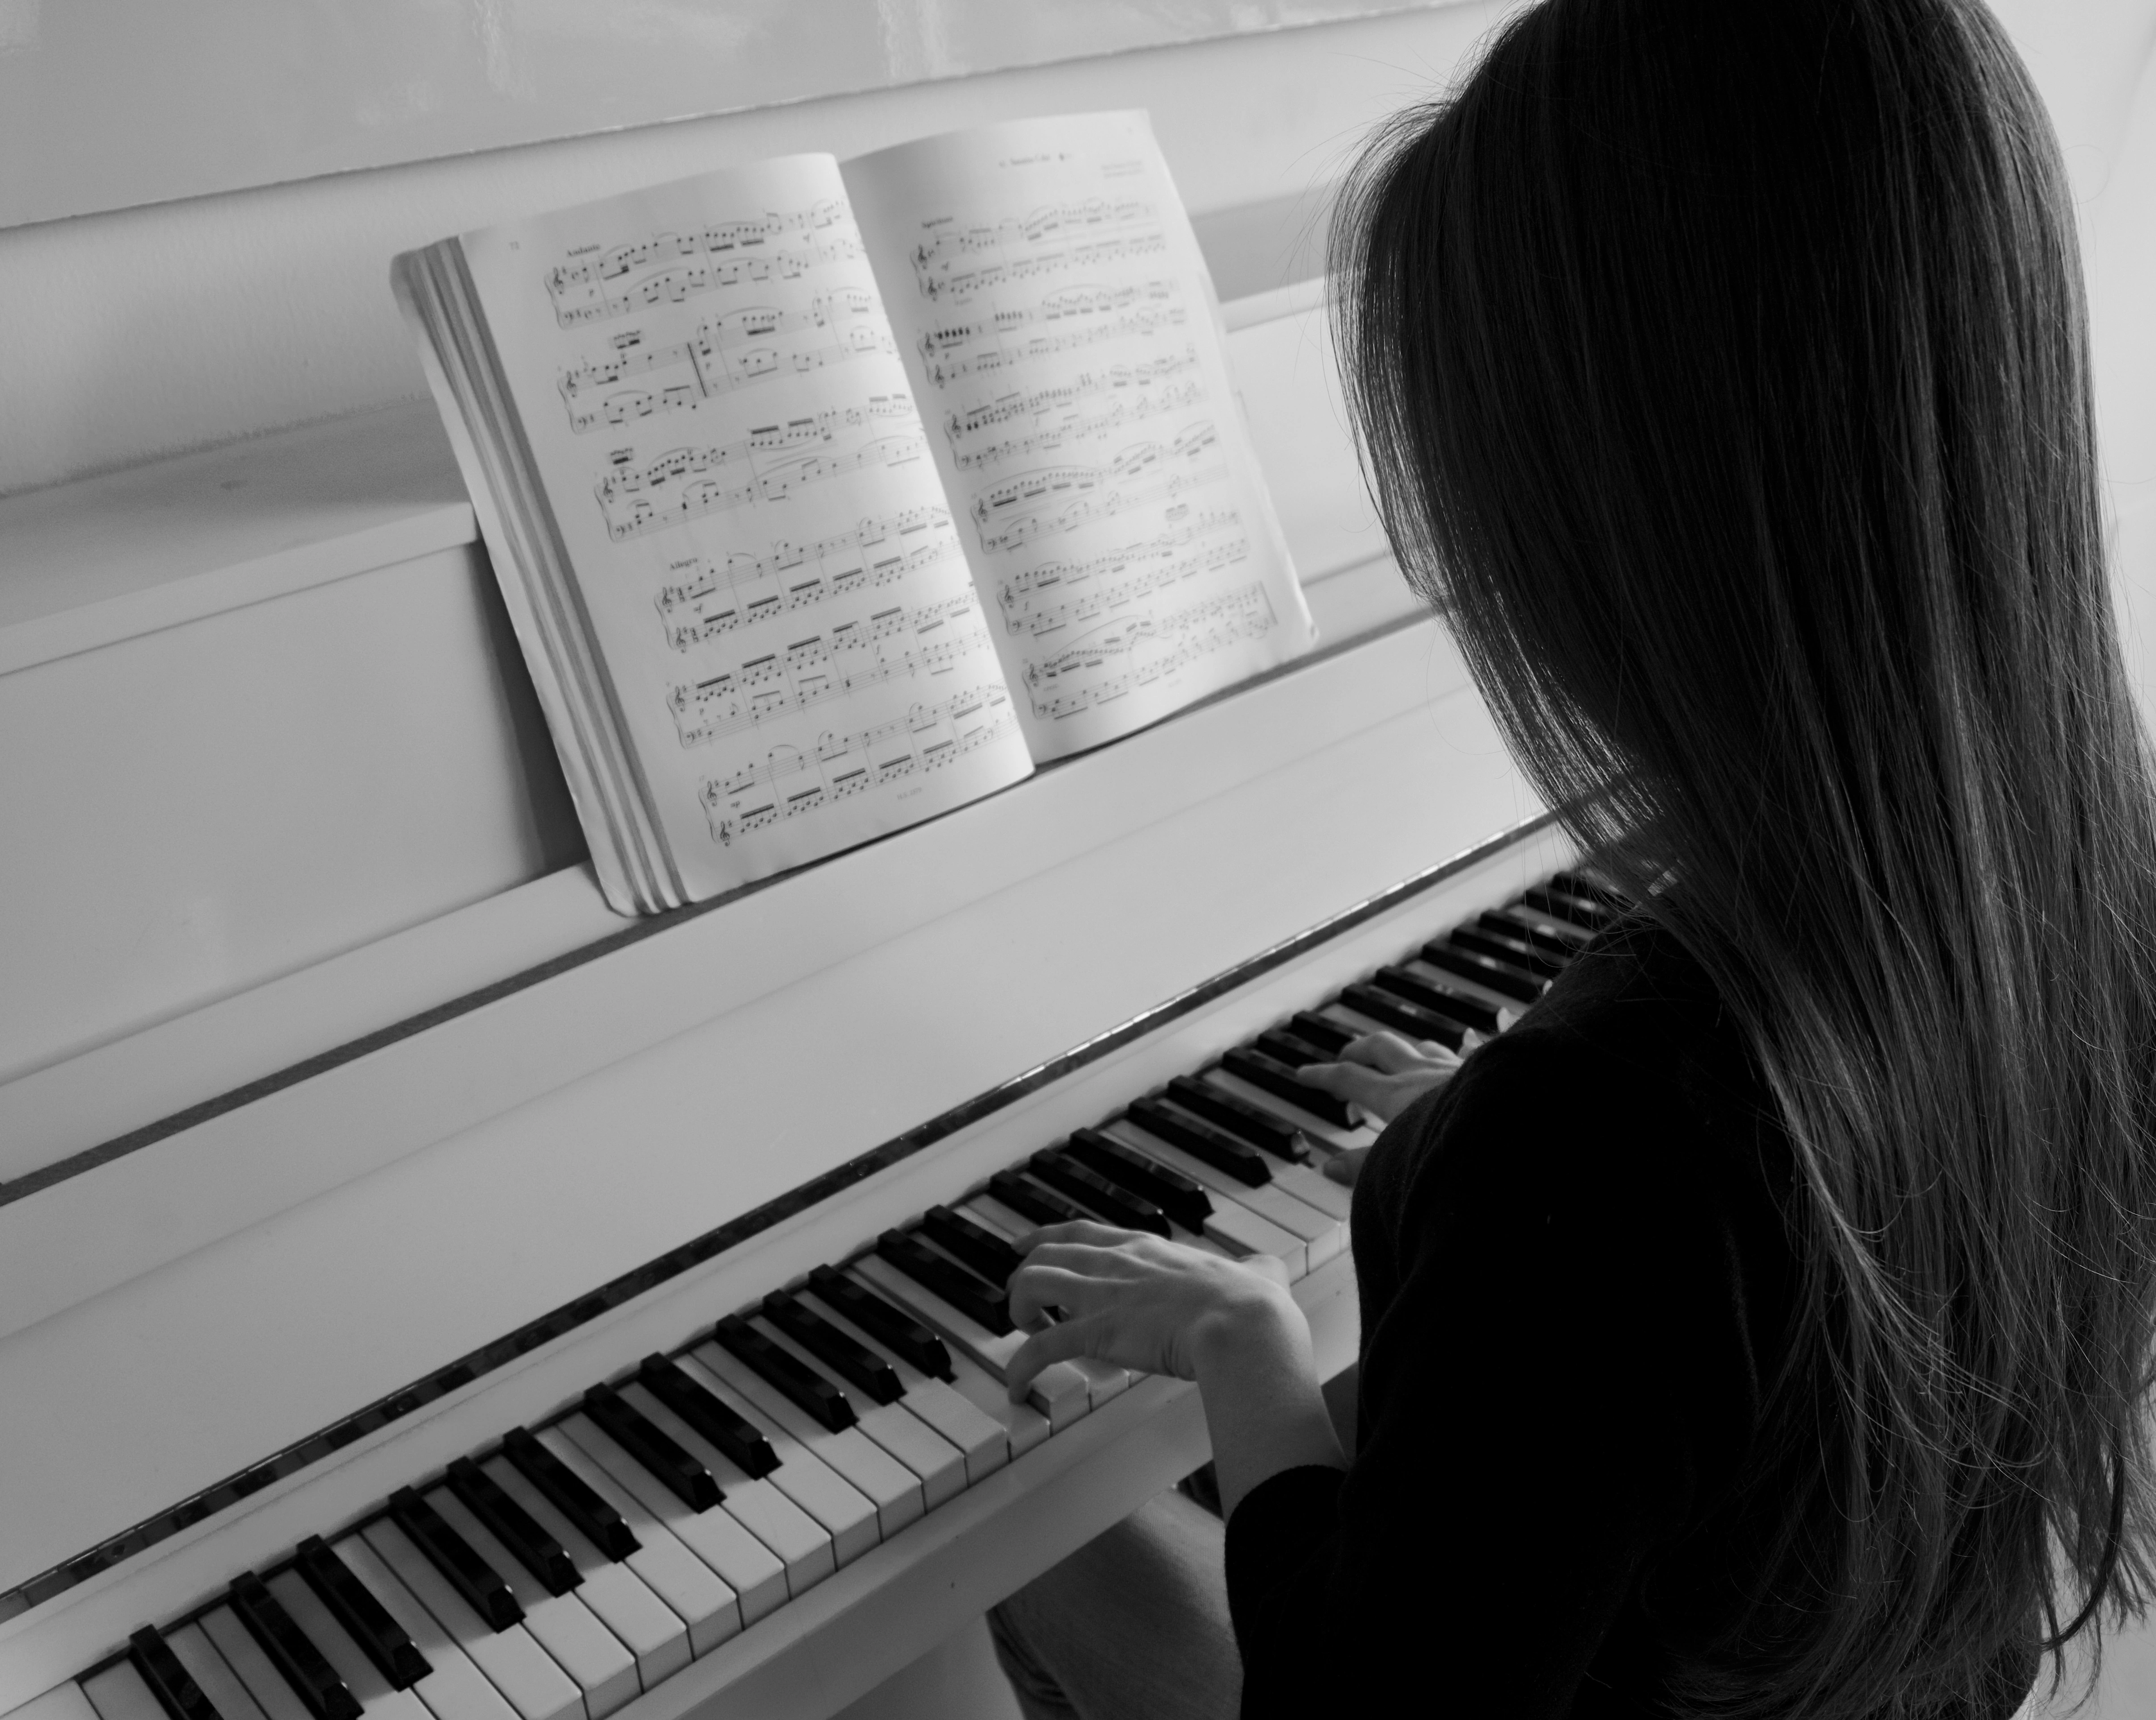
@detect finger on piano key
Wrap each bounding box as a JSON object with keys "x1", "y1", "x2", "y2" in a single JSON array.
[
  {"x1": 743, "y1": 1312, "x2": 970, "y2": 1509},
  {"x1": 1214, "y1": 1047, "x2": 1364, "y2": 1134},
  {"x1": 1098, "y1": 1122, "x2": 1316, "y2": 1273},
  {"x1": 329, "y1": 1536, "x2": 523, "y2": 1720},
  {"x1": 125, "y1": 1626, "x2": 221, "y2": 1720},
  {"x1": 683, "y1": 1343, "x2": 925, "y2": 1541},
  {"x1": 259, "y1": 1573, "x2": 431, "y2": 1720},
  {"x1": 942, "y1": 1200, "x2": 1142, "y2": 1398},
  {"x1": 228, "y1": 1574, "x2": 363, "y2": 1720},
  {"x1": 354, "y1": 1523, "x2": 581, "y2": 1720},
  {"x1": 418, "y1": 1490, "x2": 638, "y2": 1719},
  {"x1": 847, "y1": 1256, "x2": 1093, "y2": 1428},
  {"x1": 794, "y1": 1282, "x2": 1013, "y2": 1481},
  {"x1": 499, "y1": 1430, "x2": 639, "y2": 1561},
  {"x1": 613, "y1": 1372, "x2": 860, "y2": 1584},
  {"x1": 294, "y1": 1539, "x2": 430, "y2": 1691},
  {"x1": 82, "y1": 1661, "x2": 185, "y2": 1720},
  {"x1": 475, "y1": 1456, "x2": 692, "y2": 1686},
  {"x1": 516, "y1": 1432, "x2": 744, "y2": 1651},
  {"x1": 548, "y1": 1416, "x2": 791, "y2": 1624},
  {"x1": 162, "y1": 1624, "x2": 268, "y2": 1720},
  {"x1": 197, "y1": 1608, "x2": 325, "y2": 1720},
  {"x1": 935, "y1": 1342, "x2": 1055, "y2": 1457}
]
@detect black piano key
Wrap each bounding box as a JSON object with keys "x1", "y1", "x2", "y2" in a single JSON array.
[
  {"x1": 713, "y1": 1314, "x2": 858, "y2": 1433},
  {"x1": 807, "y1": 1264, "x2": 955, "y2": 1381},
  {"x1": 1162, "y1": 1076, "x2": 1300, "y2": 1157},
  {"x1": 763, "y1": 1290, "x2": 904, "y2": 1406},
  {"x1": 445, "y1": 1457, "x2": 580, "y2": 1595},
  {"x1": 1128, "y1": 1093, "x2": 1276, "y2": 1182},
  {"x1": 1286, "y1": 1013, "x2": 1356, "y2": 1056},
  {"x1": 1027, "y1": 1148, "x2": 1173, "y2": 1236},
  {"x1": 1451, "y1": 924, "x2": 1568, "y2": 977},
  {"x1": 386, "y1": 1488, "x2": 523, "y2": 1631},
  {"x1": 1483, "y1": 905, "x2": 1593, "y2": 955},
  {"x1": 1217, "y1": 1047, "x2": 1358, "y2": 1129},
  {"x1": 1370, "y1": 966, "x2": 1501, "y2": 1034},
  {"x1": 501, "y1": 1427, "x2": 641, "y2": 1560},
  {"x1": 876, "y1": 1229, "x2": 1017, "y2": 1334},
  {"x1": 1337, "y1": 981, "x2": 1467, "y2": 1048},
  {"x1": 293, "y1": 1536, "x2": 432, "y2": 1689},
  {"x1": 128, "y1": 1625, "x2": 224, "y2": 1720},
  {"x1": 636, "y1": 1354, "x2": 783, "y2": 1476},
  {"x1": 1549, "y1": 869, "x2": 1628, "y2": 909},
  {"x1": 1063, "y1": 1128, "x2": 1213, "y2": 1232},
  {"x1": 1521, "y1": 885, "x2": 1609, "y2": 929},
  {"x1": 582, "y1": 1384, "x2": 724, "y2": 1509},
  {"x1": 1416, "y1": 941, "x2": 1544, "y2": 1004},
  {"x1": 1252, "y1": 1029, "x2": 1330, "y2": 1068},
  {"x1": 985, "y1": 1170, "x2": 1085, "y2": 1229},
  {"x1": 228, "y1": 1571, "x2": 366, "y2": 1720},
  {"x1": 919, "y1": 1204, "x2": 1025, "y2": 1286}
]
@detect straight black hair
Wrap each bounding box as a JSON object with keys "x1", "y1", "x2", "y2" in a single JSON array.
[{"x1": 1333, "y1": 0, "x2": 2156, "y2": 1714}]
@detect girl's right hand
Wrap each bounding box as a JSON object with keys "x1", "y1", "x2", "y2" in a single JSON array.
[{"x1": 1297, "y1": 1031, "x2": 1471, "y2": 1185}]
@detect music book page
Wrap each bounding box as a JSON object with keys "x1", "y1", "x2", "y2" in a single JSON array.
[
  {"x1": 845, "y1": 112, "x2": 1315, "y2": 762},
  {"x1": 455, "y1": 153, "x2": 1035, "y2": 899}
]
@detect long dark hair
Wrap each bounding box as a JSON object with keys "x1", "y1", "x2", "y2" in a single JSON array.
[{"x1": 1333, "y1": 0, "x2": 2156, "y2": 1713}]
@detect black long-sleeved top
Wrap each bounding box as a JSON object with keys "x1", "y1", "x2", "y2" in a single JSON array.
[{"x1": 1222, "y1": 921, "x2": 2030, "y2": 1718}]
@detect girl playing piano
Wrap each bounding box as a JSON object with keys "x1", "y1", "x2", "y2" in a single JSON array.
[{"x1": 992, "y1": 1, "x2": 2156, "y2": 1716}]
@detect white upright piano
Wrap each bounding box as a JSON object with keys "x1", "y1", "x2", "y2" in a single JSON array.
[{"x1": 0, "y1": 15, "x2": 1585, "y2": 1718}]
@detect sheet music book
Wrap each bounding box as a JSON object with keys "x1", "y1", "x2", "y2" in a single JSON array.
[{"x1": 396, "y1": 112, "x2": 1315, "y2": 915}]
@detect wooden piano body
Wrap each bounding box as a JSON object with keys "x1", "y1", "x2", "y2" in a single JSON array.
[{"x1": 0, "y1": 14, "x2": 1565, "y2": 1694}]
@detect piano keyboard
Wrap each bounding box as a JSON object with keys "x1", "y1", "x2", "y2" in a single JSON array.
[{"x1": 17, "y1": 873, "x2": 1619, "y2": 1720}]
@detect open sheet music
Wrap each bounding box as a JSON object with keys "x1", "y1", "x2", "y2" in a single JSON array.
[{"x1": 397, "y1": 113, "x2": 1313, "y2": 915}]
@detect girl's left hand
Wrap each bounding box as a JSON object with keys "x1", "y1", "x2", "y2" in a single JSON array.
[{"x1": 1004, "y1": 1221, "x2": 1299, "y2": 1398}]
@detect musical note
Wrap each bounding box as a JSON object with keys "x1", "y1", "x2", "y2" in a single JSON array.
[
  {"x1": 949, "y1": 378, "x2": 1204, "y2": 471},
  {"x1": 700, "y1": 684, "x2": 1018, "y2": 846},
  {"x1": 913, "y1": 231, "x2": 1169, "y2": 303},
  {"x1": 910, "y1": 199, "x2": 1156, "y2": 267},
  {"x1": 968, "y1": 421, "x2": 1225, "y2": 555},
  {"x1": 667, "y1": 590, "x2": 994, "y2": 748},
  {"x1": 557, "y1": 293, "x2": 896, "y2": 431},
  {"x1": 1023, "y1": 582, "x2": 1280, "y2": 721},
  {"x1": 996, "y1": 521, "x2": 1250, "y2": 638},
  {"x1": 654, "y1": 507, "x2": 962, "y2": 649},
  {"x1": 547, "y1": 206, "x2": 867, "y2": 325},
  {"x1": 595, "y1": 396, "x2": 926, "y2": 541}
]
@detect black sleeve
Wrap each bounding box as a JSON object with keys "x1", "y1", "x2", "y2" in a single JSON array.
[{"x1": 1222, "y1": 1026, "x2": 1758, "y2": 1718}]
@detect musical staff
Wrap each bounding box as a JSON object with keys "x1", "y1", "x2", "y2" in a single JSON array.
[
  {"x1": 667, "y1": 590, "x2": 992, "y2": 748},
  {"x1": 969, "y1": 421, "x2": 1224, "y2": 554},
  {"x1": 548, "y1": 217, "x2": 867, "y2": 325},
  {"x1": 1024, "y1": 582, "x2": 1280, "y2": 722},
  {"x1": 950, "y1": 378, "x2": 1204, "y2": 471},
  {"x1": 911, "y1": 199, "x2": 1156, "y2": 266},
  {"x1": 996, "y1": 518, "x2": 1249, "y2": 638},
  {"x1": 596, "y1": 396, "x2": 926, "y2": 541},
  {"x1": 654, "y1": 507, "x2": 964, "y2": 650},
  {"x1": 699, "y1": 684, "x2": 1018, "y2": 847},
  {"x1": 913, "y1": 232, "x2": 1168, "y2": 303},
  {"x1": 557, "y1": 292, "x2": 895, "y2": 432}
]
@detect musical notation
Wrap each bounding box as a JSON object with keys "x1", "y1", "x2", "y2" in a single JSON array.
[
  {"x1": 911, "y1": 199, "x2": 1155, "y2": 266},
  {"x1": 699, "y1": 684, "x2": 1018, "y2": 847},
  {"x1": 654, "y1": 508, "x2": 964, "y2": 650},
  {"x1": 913, "y1": 232, "x2": 1168, "y2": 303},
  {"x1": 667, "y1": 591, "x2": 992, "y2": 748},
  {"x1": 557, "y1": 293, "x2": 894, "y2": 432},
  {"x1": 596, "y1": 397, "x2": 925, "y2": 541},
  {"x1": 950, "y1": 379, "x2": 1203, "y2": 471},
  {"x1": 548, "y1": 217, "x2": 867, "y2": 325},
  {"x1": 996, "y1": 519, "x2": 1249, "y2": 638},
  {"x1": 1024, "y1": 581, "x2": 1280, "y2": 721},
  {"x1": 969, "y1": 421, "x2": 1224, "y2": 554}
]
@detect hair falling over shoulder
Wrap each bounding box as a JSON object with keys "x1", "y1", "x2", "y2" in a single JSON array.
[{"x1": 1333, "y1": 0, "x2": 2156, "y2": 1714}]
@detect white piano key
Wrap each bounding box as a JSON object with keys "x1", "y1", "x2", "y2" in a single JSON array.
[
  {"x1": 690, "y1": 1340, "x2": 926, "y2": 1539},
  {"x1": 478, "y1": 1457, "x2": 690, "y2": 1687},
  {"x1": 197, "y1": 1607, "x2": 316, "y2": 1720},
  {"x1": 1203, "y1": 1066, "x2": 1379, "y2": 1152},
  {"x1": 962, "y1": 1193, "x2": 1049, "y2": 1242},
  {"x1": 945, "y1": 1200, "x2": 1138, "y2": 1402},
  {"x1": 849, "y1": 1256, "x2": 1093, "y2": 1430},
  {"x1": 421, "y1": 1489, "x2": 638, "y2": 1719},
  {"x1": 1105, "y1": 1120, "x2": 1335, "y2": 1268},
  {"x1": 263, "y1": 1570, "x2": 434, "y2": 1720},
  {"x1": 331, "y1": 1536, "x2": 522, "y2": 1720},
  {"x1": 744, "y1": 1315, "x2": 969, "y2": 1510},
  {"x1": 357, "y1": 1519, "x2": 585, "y2": 1720},
  {"x1": 658, "y1": 1359, "x2": 885, "y2": 1565},
  {"x1": 938, "y1": 1344, "x2": 1055, "y2": 1458},
  {"x1": 795, "y1": 1286, "x2": 1011, "y2": 1483},
  {"x1": 162, "y1": 1626, "x2": 270, "y2": 1720},
  {"x1": 7, "y1": 1685, "x2": 102, "y2": 1720},
  {"x1": 526, "y1": 1426, "x2": 748, "y2": 1649},
  {"x1": 79, "y1": 1664, "x2": 164, "y2": 1720},
  {"x1": 557, "y1": 1408, "x2": 832, "y2": 1605}
]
